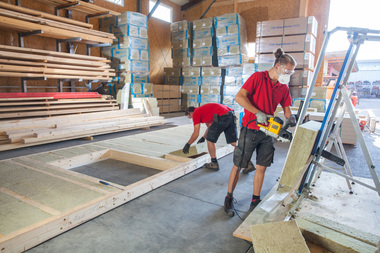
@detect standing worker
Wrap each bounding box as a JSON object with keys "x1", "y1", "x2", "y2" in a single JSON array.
[
  {"x1": 224, "y1": 48, "x2": 297, "y2": 217},
  {"x1": 183, "y1": 103, "x2": 238, "y2": 170}
]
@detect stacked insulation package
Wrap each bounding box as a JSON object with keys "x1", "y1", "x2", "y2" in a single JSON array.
[
  {"x1": 182, "y1": 66, "x2": 201, "y2": 107},
  {"x1": 100, "y1": 12, "x2": 151, "y2": 108},
  {"x1": 161, "y1": 21, "x2": 193, "y2": 111},
  {"x1": 192, "y1": 17, "x2": 222, "y2": 106},
  {"x1": 214, "y1": 13, "x2": 251, "y2": 123},
  {"x1": 255, "y1": 17, "x2": 320, "y2": 109}
]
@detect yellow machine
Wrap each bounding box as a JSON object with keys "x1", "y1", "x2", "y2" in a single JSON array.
[{"x1": 258, "y1": 116, "x2": 293, "y2": 142}]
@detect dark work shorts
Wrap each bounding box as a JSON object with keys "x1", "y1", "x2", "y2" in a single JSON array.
[
  {"x1": 206, "y1": 111, "x2": 238, "y2": 144},
  {"x1": 233, "y1": 127, "x2": 275, "y2": 168}
]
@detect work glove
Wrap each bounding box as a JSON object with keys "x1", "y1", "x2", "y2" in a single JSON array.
[
  {"x1": 255, "y1": 111, "x2": 272, "y2": 125},
  {"x1": 197, "y1": 137, "x2": 206, "y2": 144},
  {"x1": 182, "y1": 143, "x2": 191, "y2": 154},
  {"x1": 286, "y1": 114, "x2": 297, "y2": 127}
]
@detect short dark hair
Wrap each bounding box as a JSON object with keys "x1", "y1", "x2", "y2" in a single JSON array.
[{"x1": 185, "y1": 106, "x2": 195, "y2": 116}]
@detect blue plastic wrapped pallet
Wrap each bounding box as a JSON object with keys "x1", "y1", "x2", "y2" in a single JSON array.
[
  {"x1": 172, "y1": 48, "x2": 191, "y2": 59},
  {"x1": 218, "y1": 54, "x2": 248, "y2": 67},
  {"x1": 170, "y1": 20, "x2": 190, "y2": 32},
  {"x1": 193, "y1": 47, "x2": 214, "y2": 57},
  {"x1": 112, "y1": 60, "x2": 150, "y2": 73},
  {"x1": 113, "y1": 73, "x2": 149, "y2": 84},
  {"x1": 217, "y1": 44, "x2": 247, "y2": 56},
  {"x1": 193, "y1": 38, "x2": 213, "y2": 48},
  {"x1": 131, "y1": 83, "x2": 154, "y2": 97},
  {"x1": 214, "y1": 13, "x2": 246, "y2": 28},
  {"x1": 112, "y1": 24, "x2": 148, "y2": 38},
  {"x1": 222, "y1": 95, "x2": 238, "y2": 105},
  {"x1": 182, "y1": 67, "x2": 201, "y2": 77},
  {"x1": 171, "y1": 30, "x2": 189, "y2": 41},
  {"x1": 111, "y1": 48, "x2": 149, "y2": 61},
  {"x1": 224, "y1": 76, "x2": 243, "y2": 86},
  {"x1": 193, "y1": 28, "x2": 214, "y2": 39},
  {"x1": 223, "y1": 85, "x2": 241, "y2": 96},
  {"x1": 184, "y1": 94, "x2": 200, "y2": 107},
  {"x1": 201, "y1": 76, "x2": 222, "y2": 86},
  {"x1": 201, "y1": 67, "x2": 223, "y2": 77},
  {"x1": 200, "y1": 86, "x2": 221, "y2": 95},
  {"x1": 183, "y1": 76, "x2": 202, "y2": 86},
  {"x1": 193, "y1": 17, "x2": 213, "y2": 30},
  {"x1": 200, "y1": 94, "x2": 221, "y2": 105},
  {"x1": 182, "y1": 85, "x2": 200, "y2": 95},
  {"x1": 114, "y1": 36, "x2": 149, "y2": 50}
]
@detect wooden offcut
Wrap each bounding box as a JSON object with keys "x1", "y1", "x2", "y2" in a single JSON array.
[{"x1": 250, "y1": 220, "x2": 310, "y2": 253}]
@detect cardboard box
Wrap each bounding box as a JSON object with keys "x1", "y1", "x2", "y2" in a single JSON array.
[
  {"x1": 153, "y1": 84, "x2": 181, "y2": 99},
  {"x1": 256, "y1": 16, "x2": 318, "y2": 38},
  {"x1": 255, "y1": 52, "x2": 315, "y2": 70},
  {"x1": 290, "y1": 69, "x2": 314, "y2": 87},
  {"x1": 157, "y1": 98, "x2": 181, "y2": 113},
  {"x1": 255, "y1": 34, "x2": 316, "y2": 54}
]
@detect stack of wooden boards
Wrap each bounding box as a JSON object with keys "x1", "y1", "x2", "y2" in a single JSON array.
[
  {"x1": 32, "y1": 0, "x2": 121, "y2": 16},
  {"x1": 0, "y1": 108, "x2": 167, "y2": 151},
  {"x1": 0, "y1": 45, "x2": 115, "y2": 80},
  {"x1": 153, "y1": 84, "x2": 182, "y2": 113},
  {"x1": 0, "y1": 93, "x2": 120, "y2": 120},
  {"x1": 0, "y1": 1, "x2": 116, "y2": 44}
]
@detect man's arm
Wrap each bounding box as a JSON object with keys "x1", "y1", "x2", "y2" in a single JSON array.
[
  {"x1": 187, "y1": 123, "x2": 201, "y2": 145},
  {"x1": 283, "y1": 106, "x2": 292, "y2": 119}
]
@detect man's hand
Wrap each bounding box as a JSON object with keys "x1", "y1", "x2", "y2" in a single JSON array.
[
  {"x1": 255, "y1": 111, "x2": 272, "y2": 124},
  {"x1": 197, "y1": 137, "x2": 206, "y2": 144},
  {"x1": 182, "y1": 143, "x2": 191, "y2": 154},
  {"x1": 286, "y1": 114, "x2": 297, "y2": 127}
]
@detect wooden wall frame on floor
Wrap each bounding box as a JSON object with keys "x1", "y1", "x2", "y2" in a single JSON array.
[{"x1": 0, "y1": 124, "x2": 234, "y2": 253}]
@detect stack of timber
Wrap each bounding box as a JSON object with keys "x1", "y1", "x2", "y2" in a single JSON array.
[
  {"x1": 0, "y1": 45, "x2": 115, "y2": 81},
  {"x1": 0, "y1": 108, "x2": 167, "y2": 151},
  {"x1": 0, "y1": 1, "x2": 116, "y2": 44},
  {"x1": 32, "y1": 0, "x2": 121, "y2": 16},
  {"x1": 0, "y1": 93, "x2": 120, "y2": 120}
]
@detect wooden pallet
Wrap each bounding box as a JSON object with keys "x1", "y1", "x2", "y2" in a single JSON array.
[
  {"x1": 0, "y1": 124, "x2": 234, "y2": 253},
  {"x1": 0, "y1": 45, "x2": 114, "y2": 81}
]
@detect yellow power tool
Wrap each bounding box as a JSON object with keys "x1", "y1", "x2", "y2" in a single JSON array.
[{"x1": 257, "y1": 116, "x2": 294, "y2": 142}]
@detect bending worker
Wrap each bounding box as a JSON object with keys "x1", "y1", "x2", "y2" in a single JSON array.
[
  {"x1": 183, "y1": 103, "x2": 238, "y2": 170},
  {"x1": 224, "y1": 48, "x2": 297, "y2": 217}
]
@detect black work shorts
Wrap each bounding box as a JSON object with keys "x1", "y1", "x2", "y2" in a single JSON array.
[
  {"x1": 206, "y1": 112, "x2": 238, "y2": 144},
  {"x1": 233, "y1": 127, "x2": 275, "y2": 168}
]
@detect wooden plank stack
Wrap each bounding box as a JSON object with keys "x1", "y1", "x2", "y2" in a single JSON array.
[
  {"x1": 32, "y1": 0, "x2": 121, "y2": 16},
  {"x1": 0, "y1": 108, "x2": 167, "y2": 151},
  {"x1": 0, "y1": 1, "x2": 116, "y2": 44},
  {"x1": 0, "y1": 45, "x2": 115, "y2": 81},
  {"x1": 0, "y1": 95, "x2": 120, "y2": 120}
]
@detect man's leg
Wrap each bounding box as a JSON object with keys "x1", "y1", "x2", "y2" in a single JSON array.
[
  {"x1": 207, "y1": 140, "x2": 216, "y2": 159},
  {"x1": 253, "y1": 165, "x2": 267, "y2": 196},
  {"x1": 228, "y1": 164, "x2": 241, "y2": 193},
  {"x1": 204, "y1": 140, "x2": 219, "y2": 171}
]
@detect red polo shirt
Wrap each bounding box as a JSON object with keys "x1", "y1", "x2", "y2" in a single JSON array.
[
  {"x1": 241, "y1": 71, "x2": 292, "y2": 130},
  {"x1": 192, "y1": 103, "x2": 232, "y2": 125}
]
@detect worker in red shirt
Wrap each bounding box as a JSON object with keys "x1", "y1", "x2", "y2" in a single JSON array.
[
  {"x1": 183, "y1": 103, "x2": 238, "y2": 170},
  {"x1": 224, "y1": 48, "x2": 296, "y2": 217}
]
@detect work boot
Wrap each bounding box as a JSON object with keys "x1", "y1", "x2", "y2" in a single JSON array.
[
  {"x1": 249, "y1": 199, "x2": 261, "y2": 212},
  {"x1": 204, "y1": 162, "x2": 219, "y2": 171},
  {"x1": 242, "y1": 161, "x2": 256, "y2": 174},
  {"x1": 224, "y1": 196, "x2": 235, "y2": 217}
]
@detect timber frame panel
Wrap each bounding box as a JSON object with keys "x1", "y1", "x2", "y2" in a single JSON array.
[{"x1": 0, "y1": 124, "x2": 234, "y2": 253}]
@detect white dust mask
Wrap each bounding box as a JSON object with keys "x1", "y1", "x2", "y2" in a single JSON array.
[{"x1": 278, "y1": 74, "x2": 291, "y2": 84}]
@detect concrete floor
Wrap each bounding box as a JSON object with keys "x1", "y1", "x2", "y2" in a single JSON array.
[{"x1": 1, "y1": 99, "x2": 378, "y2": 253}]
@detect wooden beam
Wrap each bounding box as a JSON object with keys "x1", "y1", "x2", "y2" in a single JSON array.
[
  {"x1": 181, "y1": 0, "x2": 207, "y2": 11},
  {"x1": 0, "y1": 16, "x2": 113, "y2": 44},
  {"x1": 299, "y1": 0, "x2": 309, "y2": 17},
  {"x1": 0, "y1": 1, "x2": 93, "y2": 29}
]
